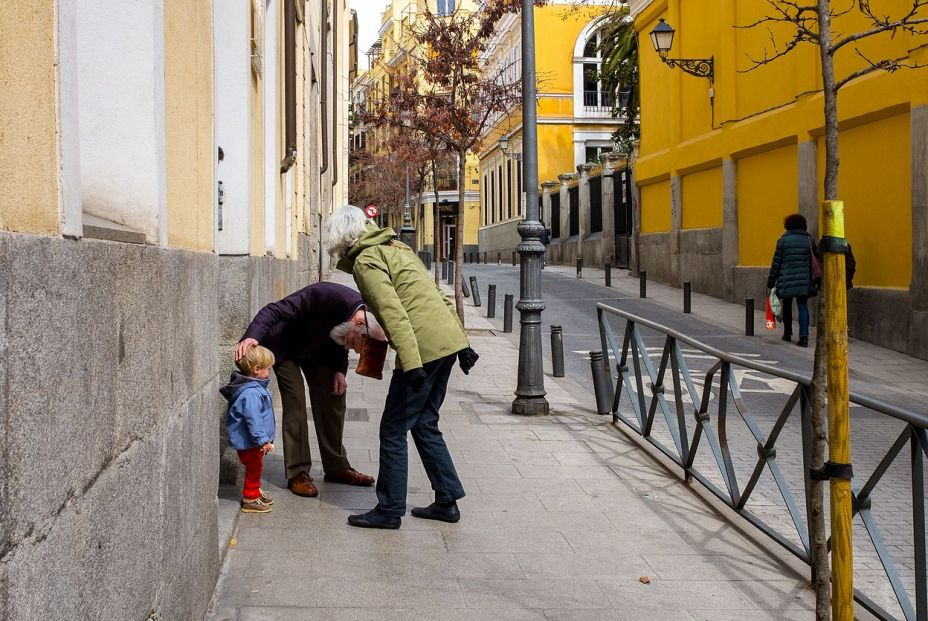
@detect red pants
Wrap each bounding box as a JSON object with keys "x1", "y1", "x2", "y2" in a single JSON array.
[{"x1": 237, "y1": 448, "x2": 264, "y2": 500}]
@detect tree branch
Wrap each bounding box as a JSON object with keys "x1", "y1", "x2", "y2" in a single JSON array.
[{"x1": 834, "y1": 48, "x2": 926, "y2": 90}]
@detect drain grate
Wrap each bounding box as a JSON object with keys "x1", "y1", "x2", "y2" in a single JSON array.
[
  {"x1": 466, "y1": 328, "x2": 496, "y2": 336},
  {"x1": 345, "y1": 408, "x2": 370, "y2": 422}
]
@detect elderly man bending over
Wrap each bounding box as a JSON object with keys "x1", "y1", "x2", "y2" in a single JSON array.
[
  {"x1": 237, "y1": 282, "x2": 377, "y2": 497},
  {"x1": 326, "y1": 205, "x2": 479, "y2": 529}
]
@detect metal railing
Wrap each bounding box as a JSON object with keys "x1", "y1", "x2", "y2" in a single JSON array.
[
  {"x1": 596, "y1": 303, "x2": 927, "y2": 621},
  {"x1": 583, "y1": 90, "x2": 614, "y2": 112}
]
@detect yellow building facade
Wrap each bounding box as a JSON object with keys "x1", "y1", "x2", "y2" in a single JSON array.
[
  {"x1": 351, "y1": 0, "x2": 482, "y2": 260},
  {"x1": 630, "y1": 0, "x2": 928, "y2": 358},
  {"x1": 476, "y1": 2, "x2": 622, "y2": 256}
]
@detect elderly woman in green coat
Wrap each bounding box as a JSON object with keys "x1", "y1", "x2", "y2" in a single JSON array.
[
  {"x1": 767, "y1": 213, "x2": 819, "y2": 347},
  {"x1": 326, "y1": 205, "x2": 478, "y2": 529}
]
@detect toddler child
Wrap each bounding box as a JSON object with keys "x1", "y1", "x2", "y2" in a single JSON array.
[{"x1": 220, "y1": 345, "x2": 277, "y2": 513}]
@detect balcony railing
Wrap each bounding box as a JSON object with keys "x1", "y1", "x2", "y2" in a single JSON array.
[{"x1": 583, "y1": 90, "x2": 614, "y2": 113}]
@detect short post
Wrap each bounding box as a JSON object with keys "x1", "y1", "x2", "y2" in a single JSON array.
[
  {"x1": 639, "y1": 270, "x2": 647, "y2": 298},
  {"x1": 470, "y1": 276, "x2": 481, "y2": 307},
  {"x1": 503, "y1": 294, "x2": 513, "y2": 333},
  {"x1": 745, "y1": 298, "x2": 754, "y2": 336},
  {"x1": 462, "y1": 273, "x2": 470, "y2": 298},
  {"x1": 576, "y1": 257, "x2": 582, "y2": 278},
  {"x1": 590, "y1": 351, "x2": 613, "y2": 415},
  {"x1": 605, "y1": 260, "x2": 611, "y2": 287},
  {"x1": 497, "y1": 252, "x2": 501, "y2": 265},
  {"x1": 426, "y1": 252, "x2": 432, "y2": 270},
  {"x1": 683, "y1": 281, "x2": 692, "y2": 314},
  {"x1": 447, "y1": 261, "x2": 456, "y2": 286},
  {"x1": 483, "y1": 251, "x2": 487, "y2": 264},
  {"x1": 511, "y1": 250, "x2": 517, "y2": 266},
  {"x1": 441, "y1": 259, "x2": 448, "y2": 280},
  {"x1": 551, "y1": 325, "x2": 565, "y2": 377},
  {"x1": 487, "y1": 284, "x2": 497, "y2": 318}
]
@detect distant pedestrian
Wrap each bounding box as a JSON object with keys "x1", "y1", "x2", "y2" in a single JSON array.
[
  {"x1": 326, "y1": 205, "x2": 479, "y2": 530},
  {"x1": 220, "y1": 346, "x2": 277, "y2": 513},
  {"x1": 540, "y1": 222, "x2": 551, "y2": 267},
  {"x1": 236, "y1": 282, "x2": 375, "y2": 499},
  {"x1": 767, "y1": 213, "x2": 819, "y2": 347}
]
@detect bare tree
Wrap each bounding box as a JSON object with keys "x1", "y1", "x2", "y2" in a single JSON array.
[
  {"x1": 368, "y1": 4, "x2": 523, "y2": 321},
  {"x1": 742, "y1": 2, "x2": 928, "y2": 617}
]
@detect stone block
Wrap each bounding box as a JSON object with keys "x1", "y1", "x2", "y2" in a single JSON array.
[
  {"x1": 846, "y1": 287, "x2": 911, "y2": 354},
  {"x1": 910, "y1": 309, "x2": 928, "y2": 360},
  {"x1": 638, "y1": 232, "x2": 674, "y2": 284},
  {"x1": 5, "y1": 432, "x2": 163, "y2": 620},
  {"x1": 679, "y1": 228, "x2": 724, "y2": 299},
  {"x1": 156, "y1": 516, "x2": 220, "y2": 621},
  {"x1": 218, "y1": 255, "x2": 250, "y2": 343},
  {"x1": 730, "y1": 266, "x2": 769, "y2": 308}
]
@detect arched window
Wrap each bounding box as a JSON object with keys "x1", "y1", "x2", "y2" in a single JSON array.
[{"x1": 573, "y1": 17, "x2": 613, "y2": 118}]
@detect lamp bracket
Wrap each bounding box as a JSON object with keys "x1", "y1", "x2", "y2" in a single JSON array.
[{"x1": 661, "y1": 56, "x2": 714, "y2": 81}]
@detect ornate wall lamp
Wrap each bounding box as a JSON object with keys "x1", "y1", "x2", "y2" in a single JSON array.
[{"x1": 648, "y1": 18, "x2": 713, "y2": 84}]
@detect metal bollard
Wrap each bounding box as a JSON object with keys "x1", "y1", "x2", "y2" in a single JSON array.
[
  {"x1": 503, "y1": 294, "x2": 513, "y2": 333},
  {"x1": 639, "y1": 270, "x2": 647, "y2": 298},
  {"x1": 683, "y1": 281, "x2": 692, "y2": 314},
  {"x1": 487, "y1": 284, "x2": 497, "y2": 318},
  {"x1": 511, "y1": 250, "x2": 517, "y2": 266},
  {"x1": 470, "y1": 276, "x2": 481, "y2": 306},
  {"x1": 605, "y1": 260, "x2": 611, "y2": 287},
  {"x1": 497, "y1": 252, "x2": 501, "y2": 265},
  {"x1": 590, "y1": 351, "x2": 613, "y2": 415},
  {"x1": 441, "y1": 260, "x2": 448, "y2": 280},
  {"x1": 462, "y1": 273, "x2": 470, "y2": 298},
  {"x1": 576, "y1": 257, "x2": 582, "y2": 278},
  {"x1": 447, "y1": 261, "x2": 456, "y2": 286},
  {"x1": 483, "y1": 251, "x2": 488, "y2": 264},
  {"x1": 551, "y1": 325, "x2": 565, "y2": 377},
  {"x1": 745, "y1": 298, "x2": 755, "y2": 336}
]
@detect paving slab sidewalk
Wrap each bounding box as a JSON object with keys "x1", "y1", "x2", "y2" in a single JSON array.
[{"x1": 206, "y1": 271, "x2": 820, "y2": 620}]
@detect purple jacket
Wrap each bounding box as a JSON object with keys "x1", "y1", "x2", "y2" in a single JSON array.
[{"x1": 241, "y1": 282, "x2": 363, "y2": 374}]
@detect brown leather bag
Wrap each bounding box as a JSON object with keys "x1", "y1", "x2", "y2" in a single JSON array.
[{"x1": 355, "y1": 310, "x2": 388, "y2": 380}]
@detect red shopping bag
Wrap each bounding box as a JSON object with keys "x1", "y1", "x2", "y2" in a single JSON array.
[{"x1": 765, "y1": 296, "x2": 777, "y2": 330}]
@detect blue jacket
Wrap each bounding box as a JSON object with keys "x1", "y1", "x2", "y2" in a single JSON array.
[
  {"x1": 220, "y1": 372, "x2": 275, "y2": 450},
  {"x1": 767, "y1": 229, "x2": 819, "y2": 299}
]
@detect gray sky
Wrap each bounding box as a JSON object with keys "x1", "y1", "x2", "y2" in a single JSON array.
[{"x1": 352, "y1": 0, "x2": 386, "y2": 71}]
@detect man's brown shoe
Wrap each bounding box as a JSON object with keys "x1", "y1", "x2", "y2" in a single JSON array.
[
  {"x1": 288, "y1": 471, "x2": 318, "y2": 497},
  {"x1": 324, "y1": 468, "x2": 375, "y2": 487}
]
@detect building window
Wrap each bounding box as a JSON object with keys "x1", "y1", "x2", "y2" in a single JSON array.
[
  {"x1": 490, "y1": 170, "x2": 496, "y2": 224},
  {"x1": 436, "y1": 0, "x2": 455, "y2": 16},
  {"x1": 497, "y1": 164, "x2": 503, "y2": 222},
  {"x1": 483, "y1": 174, "x2": 488, "y2": 225},
  {"x1": 506, "y1": 162, "x2": 513, "y2": 219},
  {"x1": 516, "y1": 161, "x2": 522, "y2": 216},
  {"x1": 585, "y1": 145, "x2": 610, "y2": 164}
]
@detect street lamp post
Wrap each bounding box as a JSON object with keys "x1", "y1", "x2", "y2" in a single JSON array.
[
  {"x1": 400, "y1": 167, "x2": 416, "y2": 249},
  {"x1": 512, "y1": 0, "x2": 549, "y2": 415}
]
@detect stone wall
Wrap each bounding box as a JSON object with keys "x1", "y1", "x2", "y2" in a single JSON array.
[
  {"x1": 217, "y1": 240, "x2": 313, "y2": 485},
  {"x1": 0, "y1": 232, "x2": 220, "y2": 620},
  {"x1": 477, "y1": 220, "x2": 521, "y2": 258}
]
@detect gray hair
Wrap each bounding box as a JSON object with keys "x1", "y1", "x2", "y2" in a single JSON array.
[
  {"x1": 329, "y1": 312, "x2": 385, "y2": 346},
  {"x1": 325, "y1": 205, "x2": 370, "y2": 258}
]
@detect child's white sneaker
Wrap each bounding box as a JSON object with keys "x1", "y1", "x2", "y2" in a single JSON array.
[{"x1": 241, "y1": 497, "x2": 272, "y2": 513}]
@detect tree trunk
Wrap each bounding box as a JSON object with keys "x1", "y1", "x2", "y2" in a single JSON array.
[
  {"x1": 433, "y1": 163, "x2": 441, "y2": 285},
  {"x1": 454, "y1": 150, "x2": 466, "y2": 322},
  {"x1": 810, "y1": 293, "x2": 831, "y2": 620},
  {"x1": 811, "y1": 2, "x2": 839, "y2": 618}
]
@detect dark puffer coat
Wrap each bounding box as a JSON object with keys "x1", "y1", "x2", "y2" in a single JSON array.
[{"x1": 767, "y1": 229, "x2": 819, "y2": 299}]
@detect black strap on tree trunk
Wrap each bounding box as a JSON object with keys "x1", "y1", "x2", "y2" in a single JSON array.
[{"x1": 810, "y1": 461, "x2": 853, "y2": 481}]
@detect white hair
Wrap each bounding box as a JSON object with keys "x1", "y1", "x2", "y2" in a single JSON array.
[
  {"x1": 329, "y1": 312, "x2": 385, "y2": 346},
  {"x1": 325, "y1": 205, "x2": 370, "y2": 258}
]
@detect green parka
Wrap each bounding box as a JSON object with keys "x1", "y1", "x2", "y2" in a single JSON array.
[{"x1": 338, "y1": 224, "x2": 469, "y2": 372}]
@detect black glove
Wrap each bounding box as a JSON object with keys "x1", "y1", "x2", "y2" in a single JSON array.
[
  {"x1": 406, "y1": 368, "x2": 427, "y2": 393},
  {"x1": 457, "y1": 347, "x2": 479, "y2": 375}
]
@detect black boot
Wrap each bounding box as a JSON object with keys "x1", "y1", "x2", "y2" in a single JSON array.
[
  {"x1": 347, "y1": 507, "x2": 401, "y2": 529},
  {"x1": 797, "y1": 336, "x2": 809, "y2": 348},
  {"x1": 411, "y1": 501, "x2": 460, "y2": 523}
]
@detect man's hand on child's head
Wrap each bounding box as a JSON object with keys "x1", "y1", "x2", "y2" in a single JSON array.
[
  {"x1": 262, "y1": 443, "x2": 274, "y2": 454},
  {"x1": 236, "y1": 338, "x2": 259, "y2": 362}
]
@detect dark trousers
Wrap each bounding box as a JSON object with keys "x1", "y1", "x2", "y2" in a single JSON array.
[
  {"x1": 274, "y1": 360, "x2": 351, "y2": 480},
  {"x1": 781, "y1": 296, "x2": 810, "y2": 338},
  {"x1": 376, "y1": 354, "x2": 465, "y2": 517}
]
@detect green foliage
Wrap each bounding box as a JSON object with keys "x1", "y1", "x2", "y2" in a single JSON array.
[{"x1": 597, "y1": 5, "x2": 639, "y2": 154}]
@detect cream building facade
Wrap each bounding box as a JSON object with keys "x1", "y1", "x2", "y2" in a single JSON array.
[{"x1": 0, "y1": 1, "x2": 352, "y2": 618}]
